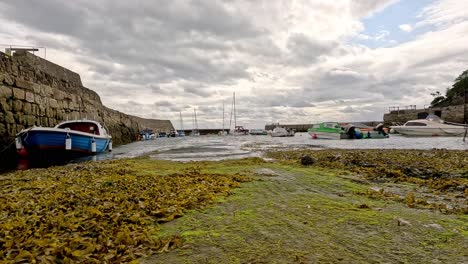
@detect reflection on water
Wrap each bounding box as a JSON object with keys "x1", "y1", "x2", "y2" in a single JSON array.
[{"x1": 15, "y1": 133, "x2": 468, "y2": 169}]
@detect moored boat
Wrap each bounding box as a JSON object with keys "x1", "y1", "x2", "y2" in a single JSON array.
[
  {"x1": 390, "y1": 115, "x2": 468, "y2": 136},
  {"x1": 308, "y1": 122, "x2": 388, "y2": 139},
  {"x1": 249, "y1": 128, "x2": 268, "y2": 135},
  {"x1": 231, "y1": 126, "x2": 249, "y2": 136},
  {"x1": 270, "y1": 127, "x2": 295, "y2": 137},
  {"x1": 16, "y1": 119, "x2": 112, "y2": 156},
  {"x1": 308, "y1": 122, "x2": 344, "y2": 139}
]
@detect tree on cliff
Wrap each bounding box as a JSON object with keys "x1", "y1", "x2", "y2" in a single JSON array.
[{"x1": 430, "y1": 69, "x2": 468, "y2": 107}]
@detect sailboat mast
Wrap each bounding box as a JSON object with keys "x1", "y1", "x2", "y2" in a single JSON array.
[
  {"x1": 192, "y1": 110, "x2": 195, "y2": 132},
  {"x1": 234, "y1": 92, "x2": 237, "y2": 128},
  {"x1": 229, "y1": 93, "x2": 234, "y2": 131},
  {"x1": 194, "y1": 109, "x2": 198, "y2": 130},
  {"x1": 222, "y1": 101, "x2": 225, "y2": 131},
  {"x1": 179, "y1": 111, "x2": 184, "y2": 131}
]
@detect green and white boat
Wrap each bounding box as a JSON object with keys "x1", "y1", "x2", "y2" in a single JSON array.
[
  {"x1": 308, "y1": 122, "x2": 389, "y2": 139},
  {"x1": 308, "y1": 122, "x2": 345, "y2": 139}
]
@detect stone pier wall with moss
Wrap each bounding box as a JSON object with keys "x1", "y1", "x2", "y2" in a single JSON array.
[
  {"x1": 383, "y1": 104, "x2": 467, "y2": 125},
  {"x1": 0, "y1": 51, "x2": 173, "y2": 166}
]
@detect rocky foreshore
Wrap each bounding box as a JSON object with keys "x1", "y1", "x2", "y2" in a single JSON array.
[{"x1": 1, "y1": 149, "x2": 467, "y2": 263}]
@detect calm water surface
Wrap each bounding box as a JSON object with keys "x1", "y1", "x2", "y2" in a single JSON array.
[{"x1": 87, "y1": 133, "x2": 468, "y2": 163}]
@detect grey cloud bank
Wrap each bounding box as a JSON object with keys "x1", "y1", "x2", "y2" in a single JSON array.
[{"x1": 0, "y1": 0, "x2": 467, "y2": 128}]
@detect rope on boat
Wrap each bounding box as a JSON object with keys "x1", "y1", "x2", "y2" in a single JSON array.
[{"x1": 0, "y1": 141, "x2": 15, "y2": 155}]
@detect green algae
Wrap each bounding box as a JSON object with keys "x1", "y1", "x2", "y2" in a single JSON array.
[{"x1": 143, "y1": 160, "x2": 467, "y2": 263}]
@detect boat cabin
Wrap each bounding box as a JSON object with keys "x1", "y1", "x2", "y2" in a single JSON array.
[
  {"x1": 55, "y1": 120, "x2": 107, "y2": 136},
  {"x1": 404, "y1": 121, "x2": 428, "y2": 126}
]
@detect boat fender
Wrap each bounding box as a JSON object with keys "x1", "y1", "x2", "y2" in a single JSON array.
[
  {"x1": 355, "y1": 132, "x2": 362, "y2": 139},
  {"x1": 65, "y1": 134, "x2": 72, "y2": 150},
  {"x1": 91, "y1": 138, "x2": 97, "y2": 153},
  {"x1": 108, "y1": 140, "x2": 113, "y2": 152},
  {"x1": 15, "y1": 137, "x2": 23, "y2": 150},
  {"x1": 312, "y1": 133, "x2": 318, "y2": 139},
  {"x1": 17, "y1": 147, "x2": 28, "y2": 158}
]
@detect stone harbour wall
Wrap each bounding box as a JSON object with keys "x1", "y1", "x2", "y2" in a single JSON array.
[
  {"x1": 383, "y1": 104, "x2": 467, "y2": 125},
  {"x1": 0, "y1": 51, "x2": 173, "y2": 166}
]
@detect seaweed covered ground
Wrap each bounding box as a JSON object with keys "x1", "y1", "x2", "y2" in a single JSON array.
[
  {"x1": 0, "y1": 158, "x2": 254, "y2": 263},
  {"x1": 1, "y1": 149, "x2": 467, "y2": 263}
]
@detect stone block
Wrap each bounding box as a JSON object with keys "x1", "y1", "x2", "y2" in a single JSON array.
[
  {"x1": 0, "y1": 123, "x2": 5, "y2": 135},
  {"x1": 23, "y1": 102, "x2": 32, "y2": 115},
  {"x1": 13, "y1": 100, "x2": 23, "y2": 112},
  {"x1": 16, "y1": 124, "x2": 25, "y2": 133},
  {"x1": 12, "y1": 88, "x2": 25, "y2": 100},
  {"x1": 32, "y1": 83, "x2": 41, "y2": 94},
  {"x1": 38, "y1": 104, "x2": 46, "y2": 116},
  {"x1": 14, "y1": 113, "x2": 24, "y2": 125},
  {"x1": 53, "y1": 89, "x2": 66, "y2": 101},
  {"x1": 0, "y1": 85, "x2": 13, "y2": 98},
  {"x1": 25, "y1": 92, "x2": 35, "y2": 103},
  {"x1": 49, "y1": 118, "x2": 57, "y2": 127},
  {"x1": 6, "y1": 123, "x2": 16, "y2": 135},
  {"x1": 4, "y1": 74, "x2": 14, "y2": 86},
  {"x1": 40, "y1": 85, "x2": 53, "y2": 97},
  {"x1": 5, "y1": 111, "x2": 15, "y2": 124},
  {"x1": 68, "y1": 101, "x2": 79, "y2": 110},
  {"x1": 0, "y1": 98, "x2": 11, "y2": 111},
  {"x1": 35, "y1": 95, "x2": 47, "y2": 106},
  {"x1": 49, "y1": 98, "x2": 58, "y2": 108},
  {"x1": 15, "y1": 78, "x2": 34, "y2": 90},
  {"x1": 45, "y1": 107, "x2": 56, "y2": 118},
  {"x1": 25, "y1": 115, "x2": 36, "y2": 126},
  {"x1": 31, "y1": 104, "x2": 39, "y2": 116},
  {"x1": 40, "y1": 117, "x2": 48, "y2": 127}
]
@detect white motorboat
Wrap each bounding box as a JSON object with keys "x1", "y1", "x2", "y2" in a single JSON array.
[
  {"x1": 270, "y1": 127, "x2": 295, "y2": 137},
  {"x1": 391, "y1": 115, "x2": 468, "y2": 136}
]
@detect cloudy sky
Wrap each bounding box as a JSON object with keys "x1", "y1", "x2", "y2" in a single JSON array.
[{"x1": 1, "y1": 0, "x2": 467, "y2": 129}]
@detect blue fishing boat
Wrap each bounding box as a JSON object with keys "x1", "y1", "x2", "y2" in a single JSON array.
[{"x1": 15, "y1": 119, "x2": 112, "y2": 156}]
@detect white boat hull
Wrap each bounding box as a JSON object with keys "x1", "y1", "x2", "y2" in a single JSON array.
[
  {"x1": 230, "y1": 132, "x2": 248, "y2": 136},
  {"x1": 271, "y1": 132, "x2": 294, "y2": 137},
  {"x1": 270, "y1": 127, "x2": 294, "y2": 137},
  {"x1": 392, "y1": 127, "x2": 467, "y2": 136}
]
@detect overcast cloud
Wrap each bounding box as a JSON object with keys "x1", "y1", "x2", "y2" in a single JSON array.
[{"x1": 0, "y1": 0, "x2": 467, "y2": 129}]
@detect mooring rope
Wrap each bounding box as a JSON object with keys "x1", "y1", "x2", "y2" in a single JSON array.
[{"x1": 0, "y1": 141, "x2": 15, "y2": 155}]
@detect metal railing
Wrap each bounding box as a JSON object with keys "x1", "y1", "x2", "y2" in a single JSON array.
[
  {"x1": 0, "y1": 44, "x2": 46, "y2": 59},
  {"x1": 388, "y1": 105, "x2": 417, "y2": 112}
]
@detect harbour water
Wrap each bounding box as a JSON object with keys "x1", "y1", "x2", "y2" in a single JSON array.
[{"x1": 89, "y1": 133, "x2": 468, "y2": 163}]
